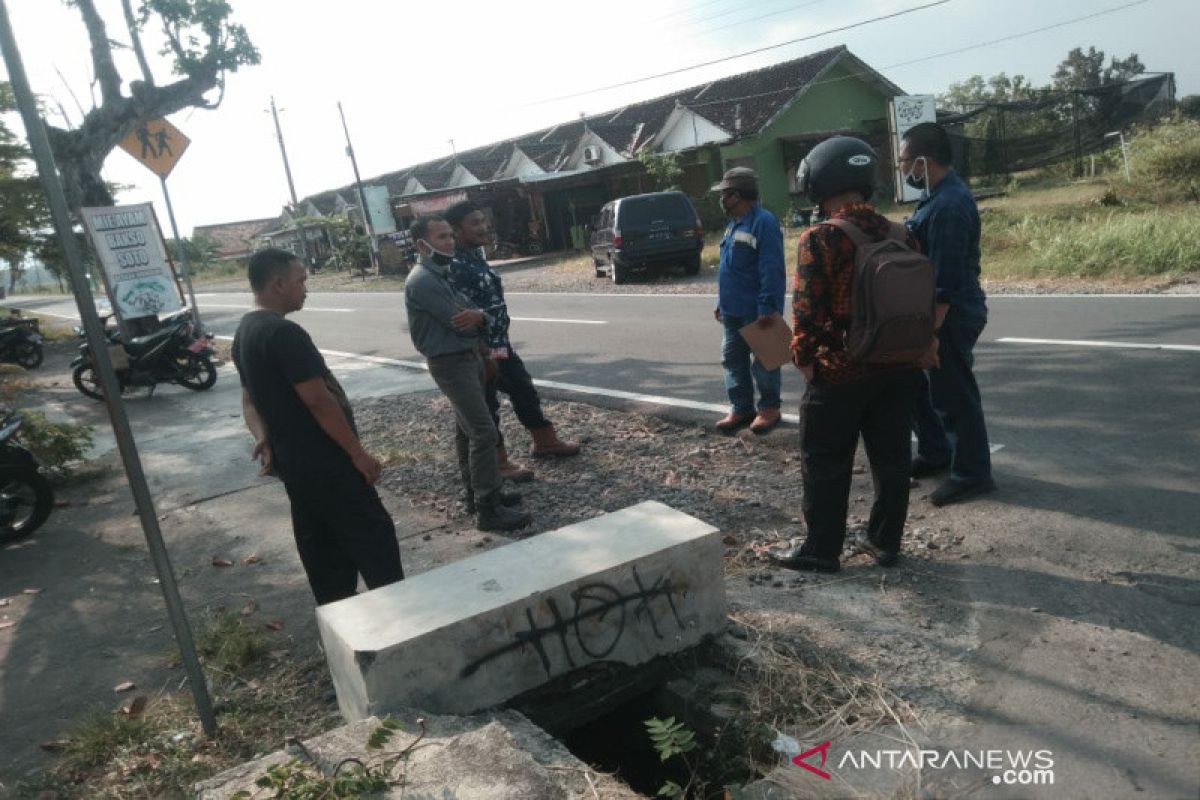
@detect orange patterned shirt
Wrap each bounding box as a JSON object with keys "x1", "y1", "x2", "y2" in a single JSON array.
[{"x1": 790, "y1": 202, "x2": 920, "y2": 384}]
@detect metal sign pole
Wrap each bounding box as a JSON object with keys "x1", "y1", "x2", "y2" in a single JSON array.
[
  {"x1": 0, "y1": 0, "x2": 217, "y2": 737},
  {"x1": 159, "y1": 176, "x2": 206, "y2": 334}
]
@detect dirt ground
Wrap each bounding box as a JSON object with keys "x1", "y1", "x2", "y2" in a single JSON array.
[{"x1": 1, "y1": 335, "x2": 1197, "y2": 798}]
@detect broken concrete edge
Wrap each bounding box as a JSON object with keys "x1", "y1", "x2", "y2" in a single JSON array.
[
  {"x1": 194, "y1": 708, "x2": 643, "y2": 800},
  {"x1": 317, "y1": 500, "x2": 728, "y2": 719}
]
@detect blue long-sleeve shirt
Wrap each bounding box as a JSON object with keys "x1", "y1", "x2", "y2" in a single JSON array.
[
  {"x1": 905, "y1": 169, "x2": 987, "y2": 317},
  {"x1": 717, "y1": 204, "x2": 786, "y2": 320}
]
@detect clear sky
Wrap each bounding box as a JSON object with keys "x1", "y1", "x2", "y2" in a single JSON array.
[{"x1": 2, "y1": 0, "x2": 1196, "y2": 235}]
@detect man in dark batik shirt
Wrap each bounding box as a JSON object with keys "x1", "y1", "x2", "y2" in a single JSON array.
[
  {"x1": 444, "y1": 201, "x2": 580, "y2": 483},
  {"x1": 900, "y1": 122, "x2": 995, "y2": 507}
]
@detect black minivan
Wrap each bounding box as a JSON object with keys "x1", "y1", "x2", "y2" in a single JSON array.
[{"x1": 589, "y1": 191, "x2": 704, "y2": 284}]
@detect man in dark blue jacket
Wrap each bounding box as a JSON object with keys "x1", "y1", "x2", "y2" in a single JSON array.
[
  {"x1": 900, "y1": 122, "x2": 995, "y2": 506},
  {"x1": 712, "y1": 167, "x2": 787, "y2": 435}
]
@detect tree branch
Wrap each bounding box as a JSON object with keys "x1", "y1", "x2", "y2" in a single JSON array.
[
  {"x1": 120, "y1": 0, "x2": 155, "y2": 86},
  {"x1": 72, "y1": 0, "x2": 123, "y2": 105}
]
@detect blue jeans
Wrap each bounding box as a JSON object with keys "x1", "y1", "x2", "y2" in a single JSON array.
[
  {"x1": 912, "y1": 309, "x2": 992, "y2": 483},
  {"x1": 720, "y1": 314, "x2": 781, "y2": 414}
]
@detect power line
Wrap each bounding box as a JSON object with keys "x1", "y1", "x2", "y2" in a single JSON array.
[
  {"x1": 885, "y1": 0, "x2": 1151, "y2": 70},
  {"x1": 645, "y1": 0, "x2": 736, "y2": 25},
  {"x1": 686, "y1": 0, "x2": 1152, "y2": 109},
  {"x1": 519, "y1": 0, "x2": 952, "y2": 108},
  {"x1": 690, "y1": 0, "x2": 832, "y2": 41}
]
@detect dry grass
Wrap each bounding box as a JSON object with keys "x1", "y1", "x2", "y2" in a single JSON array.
[
  {"x1": 14, "y1": 613, "x2": 340, "y2": 799},
  {"x1": 724, "y1": 615, "x2": 919, "y2": 750}
]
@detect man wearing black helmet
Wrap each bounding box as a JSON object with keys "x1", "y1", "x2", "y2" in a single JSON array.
[{"x1": 773, "y1": 137, "x2": 931, "y2": 573}]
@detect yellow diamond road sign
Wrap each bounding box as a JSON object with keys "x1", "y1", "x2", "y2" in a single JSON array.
[{"x1": 118, "y1": 117, "x2": 190, "y2": 179}]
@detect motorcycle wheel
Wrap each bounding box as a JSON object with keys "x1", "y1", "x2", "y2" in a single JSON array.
[
  {"x1": 15, "y1": 342, "x2": 43, "y2": 369},
  {"x1": 0, "y1": 469, "x2": 54, "y2": 544},
  {"x1": 72, "y1": 364, "x2": 105, "y2": 400},
  {"x1": 177, "y1": 354, "x2": 217, "y2": 391},
  {"x1": 492, "y1": 243, "x2": 514, "y2": 260},
  {"x1": 526, "y1": 242, "x2": 544, "y2": 256}
]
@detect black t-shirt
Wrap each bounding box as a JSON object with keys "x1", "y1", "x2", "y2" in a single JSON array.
[{"x1": 232, "y1": 310, "x2": 356, "y2": 482}]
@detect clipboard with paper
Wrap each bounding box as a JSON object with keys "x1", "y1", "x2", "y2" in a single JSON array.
[{"x1": 738, "y1": 316, "x2": 793, "y2": 371}]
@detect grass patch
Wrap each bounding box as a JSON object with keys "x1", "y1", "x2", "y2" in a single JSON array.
[
  {"x1": 192, "y1": 610, "x2": 272, "y2": 673},
  {"x1": 15, "y1": 649, "x2": 341, "y2": 799},
  {"x1": 981, "y1": 203, "x2": 1200, "y2": 280}
]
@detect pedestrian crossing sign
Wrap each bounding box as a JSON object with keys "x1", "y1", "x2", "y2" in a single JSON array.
[{"x1": 117, "y1": 117, "x2": 190, "y2": 179}]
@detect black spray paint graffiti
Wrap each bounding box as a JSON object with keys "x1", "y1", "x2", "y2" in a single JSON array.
[{"x1": 460, "y1": 565, "x2": 686, "y2": 678}]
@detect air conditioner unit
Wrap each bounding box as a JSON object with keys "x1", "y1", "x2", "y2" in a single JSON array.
[{"x1": 583, "y1": 145, "x2": 602, "y2": 165}]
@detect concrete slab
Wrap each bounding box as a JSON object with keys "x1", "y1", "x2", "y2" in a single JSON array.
[
  {"x1": 194, "y1": 710, "x2": 641, "y2": 799},
  {"x1": 317, "y1": 501, "x2": 725, "y2": 720}
]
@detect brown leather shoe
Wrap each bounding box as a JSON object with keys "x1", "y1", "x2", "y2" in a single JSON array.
[
  {"x1": 530, "y1": 424, "x2": 580, "y2": 457},
  {"x1": 750, "y1": 407, "x2": 781, "y2": 435},
  {"x1": 715, "y1": 411, "x2": 754, "y2": 433},
  {"x1": 497, "y1": 442, "x2": 534, "y2": 483}
]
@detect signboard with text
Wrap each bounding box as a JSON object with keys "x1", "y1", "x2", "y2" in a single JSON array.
[
  {"x1": 81, "y1": 203, "x2": 184, "y2": 321},
  {"x1": 888, "y1": 95, "x2": 937, "y2": 203},
  {"x1": 363, "y1": 185, "x2": 396, "y2": 234}
]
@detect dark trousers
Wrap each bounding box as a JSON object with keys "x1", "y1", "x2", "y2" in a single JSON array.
[
  {"x1": 912, "y1": 311, "x2": 992, "y2": 483},
  {"x1": 283, "y1": 467, "x2": 404, "y2": 605},
  {"x1": 485, "y1": 350, "x2": 551, "y2": 439},
  {"x1": 800, "y1": 369, "x2": 919, "y2": 559}
]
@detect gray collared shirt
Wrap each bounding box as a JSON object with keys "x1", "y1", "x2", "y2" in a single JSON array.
[{"x1": 404, "y1": 256, "x2": 488, "y2": 358}]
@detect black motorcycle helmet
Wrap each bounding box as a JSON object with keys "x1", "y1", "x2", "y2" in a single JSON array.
[{"x1": 795, "y1": 136, "x2": 877, "y2": 205}]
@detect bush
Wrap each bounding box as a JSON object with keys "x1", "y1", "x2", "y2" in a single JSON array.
[
  {"x1": 1128, "y1": 116, "x2": 1200, "y2": 202},
  {"x1": 17, "y1": 410, "x2": 94, "y2": 475}
]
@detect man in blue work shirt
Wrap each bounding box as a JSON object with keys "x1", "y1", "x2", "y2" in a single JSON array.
[
  {"x1": 900, "y1": 122, "x2": 995, "y2": 506},
  {"x1": 712, "y1": 167, "x2": 787, "y2": 435}
]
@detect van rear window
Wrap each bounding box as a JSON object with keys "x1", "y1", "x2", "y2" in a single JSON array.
[{"x1": 619, "y1": 195, "x2": 694, "y2": 226}]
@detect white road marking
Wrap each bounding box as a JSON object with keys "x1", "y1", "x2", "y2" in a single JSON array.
[
  {"x1": 508, "y1": 317, "x2": 607, "y2": 325},
  {"x1": 989, "y1": 293, "x2": 1200, "y2": 299},
  {"x1": 201, "y1": 303, "x2": 354, "y2": 313},
  {"x1": 998, "y1": 337, "x2": 1200, "y2": 353}
]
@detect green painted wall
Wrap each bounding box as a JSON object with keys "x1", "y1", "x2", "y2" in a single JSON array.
[{"x1": 719, "y1": 61, "x2": 892, "y2": 215}]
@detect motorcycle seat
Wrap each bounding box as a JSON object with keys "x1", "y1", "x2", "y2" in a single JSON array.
[{"x1": 125, "y1": 326, "x2": 178, "y2": 356}]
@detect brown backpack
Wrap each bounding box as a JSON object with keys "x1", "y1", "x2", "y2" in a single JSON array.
[{"x1": 825, "y1": 218, "x2": 935, "y2": 365}]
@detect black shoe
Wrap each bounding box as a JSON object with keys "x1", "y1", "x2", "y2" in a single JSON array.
[
  {"x1": 929, "y1": 478, "x2": 996, "y2": 507},
  {"x1": 911, "y1": 457, "x2": 951, "y2": 479},
  {"x1": 853, "y1": 532, "x2": 900, "y2": 567},
  {"x1": 462, "y1": 487, "x2": 521, "y2": 515},
  {"x1": 768, "y1": 544, "x2": 841, "y2": 573},
  {"x1": 477, "y1": 491, "x2": 532, "y2": 532}
]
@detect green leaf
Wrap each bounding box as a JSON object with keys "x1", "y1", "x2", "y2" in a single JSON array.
[{"x1": 658, "y1": 780, "x2": 683, "y2": 797}]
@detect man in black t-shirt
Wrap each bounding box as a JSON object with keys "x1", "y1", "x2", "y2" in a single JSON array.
[{"x1": 233, "y1": 248, "x2": 403, "y2": 605}]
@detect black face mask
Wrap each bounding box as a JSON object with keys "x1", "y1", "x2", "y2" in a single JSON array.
[{"x1": 431, "y1": 251, "x2": 453, "y2": 267}]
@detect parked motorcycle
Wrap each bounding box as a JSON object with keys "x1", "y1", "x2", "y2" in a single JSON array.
[
  {"x1": 0, "y1": 414, "x2": 53, "y2": 544},
  {"x1": 491, "y1": 234, "x2": 545, "y2": 260},
  {"x1": 0, "y1": 318, "x2": 44, "y2": 370},
  {"x1": 70, "y1": 312, "x2": 217, "y2": 400}
]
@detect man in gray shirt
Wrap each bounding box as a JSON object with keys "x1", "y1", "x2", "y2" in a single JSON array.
[{"x1": 404, "y1": 215, "x2": 530, "y2": 532}]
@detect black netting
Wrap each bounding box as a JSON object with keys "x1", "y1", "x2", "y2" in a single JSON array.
[{"x1": 940, "y1": 75, "x2": 1176, "y2": 176}]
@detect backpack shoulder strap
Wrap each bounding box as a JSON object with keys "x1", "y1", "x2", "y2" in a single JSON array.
[{"x1": 824, "y1": 217, "x2": 869, "y2": 246}]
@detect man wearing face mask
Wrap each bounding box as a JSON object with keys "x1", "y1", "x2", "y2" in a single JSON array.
[
  {"x1": 711, "y1": 167, "x2": 787, "y2": 435},
  {"x1": 899, "y1": 122, "x2": 995, "y2": 506},
  {"x1": 404, "y1": 215, "x2": 531, "y2": 532},
  {"x1": 443, "y1": 201, "x2": 580, "y2": 483}
]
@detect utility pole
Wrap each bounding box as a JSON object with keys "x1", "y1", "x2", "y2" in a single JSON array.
[
  {"x1": 0, "y1": 0, "x2": 216, "y2": 737},
  {"x1": 337, "y1": 102, "x2": 379, "y2": 275},
  {"x1": 269, "y1": 97, "x2": 312, "y2": 269}
]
